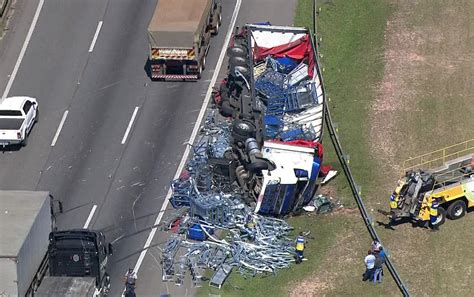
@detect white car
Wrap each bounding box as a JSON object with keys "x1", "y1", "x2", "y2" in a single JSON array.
[{"x1": 0, "y1": 96, "x2": 38, "y2": 147}]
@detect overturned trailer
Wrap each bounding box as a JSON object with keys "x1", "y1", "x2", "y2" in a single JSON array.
[
  {"x1": 213, "y1": 24, "x2": 326, "y2": 216},
  {"x1": 162, "y1": 24, "x2": 327, "y2": 287}
]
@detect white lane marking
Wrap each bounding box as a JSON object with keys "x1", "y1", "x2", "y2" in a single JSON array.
[
  {"x1": 121, "y1": 106, "x2": 139, "y2": 144},
  {"x1": 83, "y1": 204, "x2": 98, "y2": 229},
  {"x1": 133, "y1": 0, "x2": 243, "y2": 274},
  {"x1": 1, "y1": 0, "x2": 45, "y2": 101},
  {"x1": 88, "y1": 21, "x2": 103, "y2": 53},
  {"x1": 51, "y1": 110, "x2": 69, "y2": 146}
]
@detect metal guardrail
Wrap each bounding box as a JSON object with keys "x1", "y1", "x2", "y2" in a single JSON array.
[
  {"x1": 324, "y1": 103, "x2": 410, "y2": 296},
  {"x1": 311, "y1": 3, "x2": 409, "y2": 294}
]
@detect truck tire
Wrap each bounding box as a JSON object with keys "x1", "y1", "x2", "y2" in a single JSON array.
[
  {"x1": 447, "y1": 200, "x2": 466, "y2": 220},
  {"x1": 202, "y1": 56, "x2": 206, "y2": 70},
  {"x1": 229, "y1": 56, "x2": 248, "y2": 68},
  {"x1": 220, "y1": 100, "x2": 233, "y2": 117},
  {"x1": 21, "y1": 134, "x2": 28, "y2": 146},
  {"x1": 35, "y1": 108, "x2": 39, "y2": 124},
  {"x1": 232, "y1": 65, "x2": 250, "y2": 80},
  {"x1": 227, "y1": 46, "x2": 246, "y2": 58},
  {"x1": 197, "y1": 64, "x2": 202, "y2": 79},
  {"x1": 232, "y1": 120, "x2": 256, "y2": 142},
  {"x1": 212, "y1": 14, "x2": 221, "y2": 35},
  {"x1": 432, "y1": 207, "x2": 446, "y2": 226},
  {"x1": 247, "y1": 159, "x2": 269, "y2": 173}
]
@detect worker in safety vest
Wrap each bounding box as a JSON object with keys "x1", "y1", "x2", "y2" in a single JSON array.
[
  {"x1": 389, "y1": 192, "x2": 398, "y2": 210},
  {"x1": 244, "y1": 214, "x2": 257, "y2": 240},
  {"x1": 429, "y1": 197, "x2": 441, "y2": 231},
  {"x1": 295, "y1": 232, "x2": 306, "y2": 264},
  {"x1": 388, "y1": 191, "x2": 399, "y2": 226}
]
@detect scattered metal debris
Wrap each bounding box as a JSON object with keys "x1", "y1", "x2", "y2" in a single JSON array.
[
  {"x1": 160, "y1": 74, "x2": 325, "y2": 290},
  {"x1": 159, "y1": 24, "x2": 331, "y2": 289},
  {"x1": 313, "y1": 194, "x2": 333, "y2": 214},
  {"x1": 322, "y1": 170, "x2": 338, "y2": 184},
  {"x1": 162, "y1": 140, "x2": 298, "y2": 286}
]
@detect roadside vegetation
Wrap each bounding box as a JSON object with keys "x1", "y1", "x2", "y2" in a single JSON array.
[
  {"x1": 296, "y1": 0, "x2": 474, "y2": 296},
  {"x1": 369, "y1": 0, "x2": 474, "y2": 295},
  {"x1": 202, "y1": 0, "x2": 474, "y2": 295}
]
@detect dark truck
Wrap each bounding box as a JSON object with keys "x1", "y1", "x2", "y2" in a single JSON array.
[
  {"x1": 147, "y1": 0, "x2": 221, "y2": 80},
  {"x1": 0, "y1": 191, "x2": 112, "y2": 296},
  {"x1": 34, "y1": 230, "x2": 113, "y2": 296}
]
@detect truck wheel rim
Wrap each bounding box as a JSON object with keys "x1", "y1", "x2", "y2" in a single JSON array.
[
  {"x1": 434, "y1": 215, "x2": 443, "y2": 224},
  {"x1": 454, "y1": 206, "x2": 463, "y2": 216}
]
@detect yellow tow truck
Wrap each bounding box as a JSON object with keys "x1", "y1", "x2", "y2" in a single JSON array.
[{"x1": 380, "y1": 139, "x2": 474, "y2": 228}]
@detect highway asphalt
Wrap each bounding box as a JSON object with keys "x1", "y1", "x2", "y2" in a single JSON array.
[{"x1": 0, "y1": 0, "x2": 296, "y2": 295}]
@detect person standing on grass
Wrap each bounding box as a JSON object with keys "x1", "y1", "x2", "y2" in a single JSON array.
[
  {"x1": 363, "y1": 249, "x2": 376, "y2": 281},
  {"x1": 295, "y1": 232, "x2": 306, "y2": 264},
  {"x1": 429, "y1": 197, "x2": 441, "y2": 231},
  {"x1": 371, "y1": 239, "x2": 382, "y2": 253},
  {"x1": 373, "y1": 247, "x2": 386, "y2": 283},
  {"x1": 379, "y1": 246, "x2": 386, "y2": 260}
]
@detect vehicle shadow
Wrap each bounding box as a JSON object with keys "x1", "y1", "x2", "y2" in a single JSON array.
[
  {"x1": 376, "y1": 217, "x2": 427, "y2": 230},
  {"x1": 1, "y1": 144, "x2": 23, "y2": 152},
  {"x1": 144, "y1": 58, "x2": 152, "y2": 78}
]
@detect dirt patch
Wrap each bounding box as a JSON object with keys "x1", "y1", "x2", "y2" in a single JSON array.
[
  {"x1": 288, "y1": 218, "x2": 394, "y2": 297},
  {"x1": 368, "y1": 0, "x2": 474, "y2": 295},
  {"x1": 318, "y1": 185, "x2": 338, "y2": 199},
  {"x1": 369, "y1": 1, "x2": 421, "y2": 180},
  {"x1": 289, "y1": 277, "x2": 334, "y2": 297},
  {"x1": 370, "y1": 0, "x2": 474, "y2": 189},
  {"x1": 289, "y1": 229, "x2": 352, "y2": 297}
]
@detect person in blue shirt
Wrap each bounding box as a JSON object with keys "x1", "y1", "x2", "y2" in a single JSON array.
[
  {"x1": 373, "y1": 247, "x2": 386, "y2": 283},
  {"x1": 379, "y1": 246, "x2": 386, "y2": 260}
]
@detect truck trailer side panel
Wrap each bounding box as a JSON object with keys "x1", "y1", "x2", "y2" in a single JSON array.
[{"x1": 0, "y1": 191, "x2": 52, "y2": 296}]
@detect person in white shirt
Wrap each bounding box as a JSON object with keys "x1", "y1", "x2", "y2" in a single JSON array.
[
  {"x1": 124, "y1": 268, "x2": 137, "y2": 297},
  {"x1": 371, "y1": 240, "x2": 382, "y2": 253},
  {"x1": 363, "y1": 249, "x2": 376, "y2": 281}
]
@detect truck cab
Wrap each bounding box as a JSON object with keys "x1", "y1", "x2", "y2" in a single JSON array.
[{"x1": 48, "y1": 230, "x2": 112, "y2": 295}]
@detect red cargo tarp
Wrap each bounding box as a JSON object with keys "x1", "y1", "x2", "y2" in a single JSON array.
[{"x1": 253, "y1": 35, "x2": 316, "y2": 78}]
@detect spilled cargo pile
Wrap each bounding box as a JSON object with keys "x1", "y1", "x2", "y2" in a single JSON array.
[
  {"x1": 160, "y1": 24, "x2": 327, "y2": 288},
  {"x1": 163, "y1": 114, "x2": 297, "y2": 287}
]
